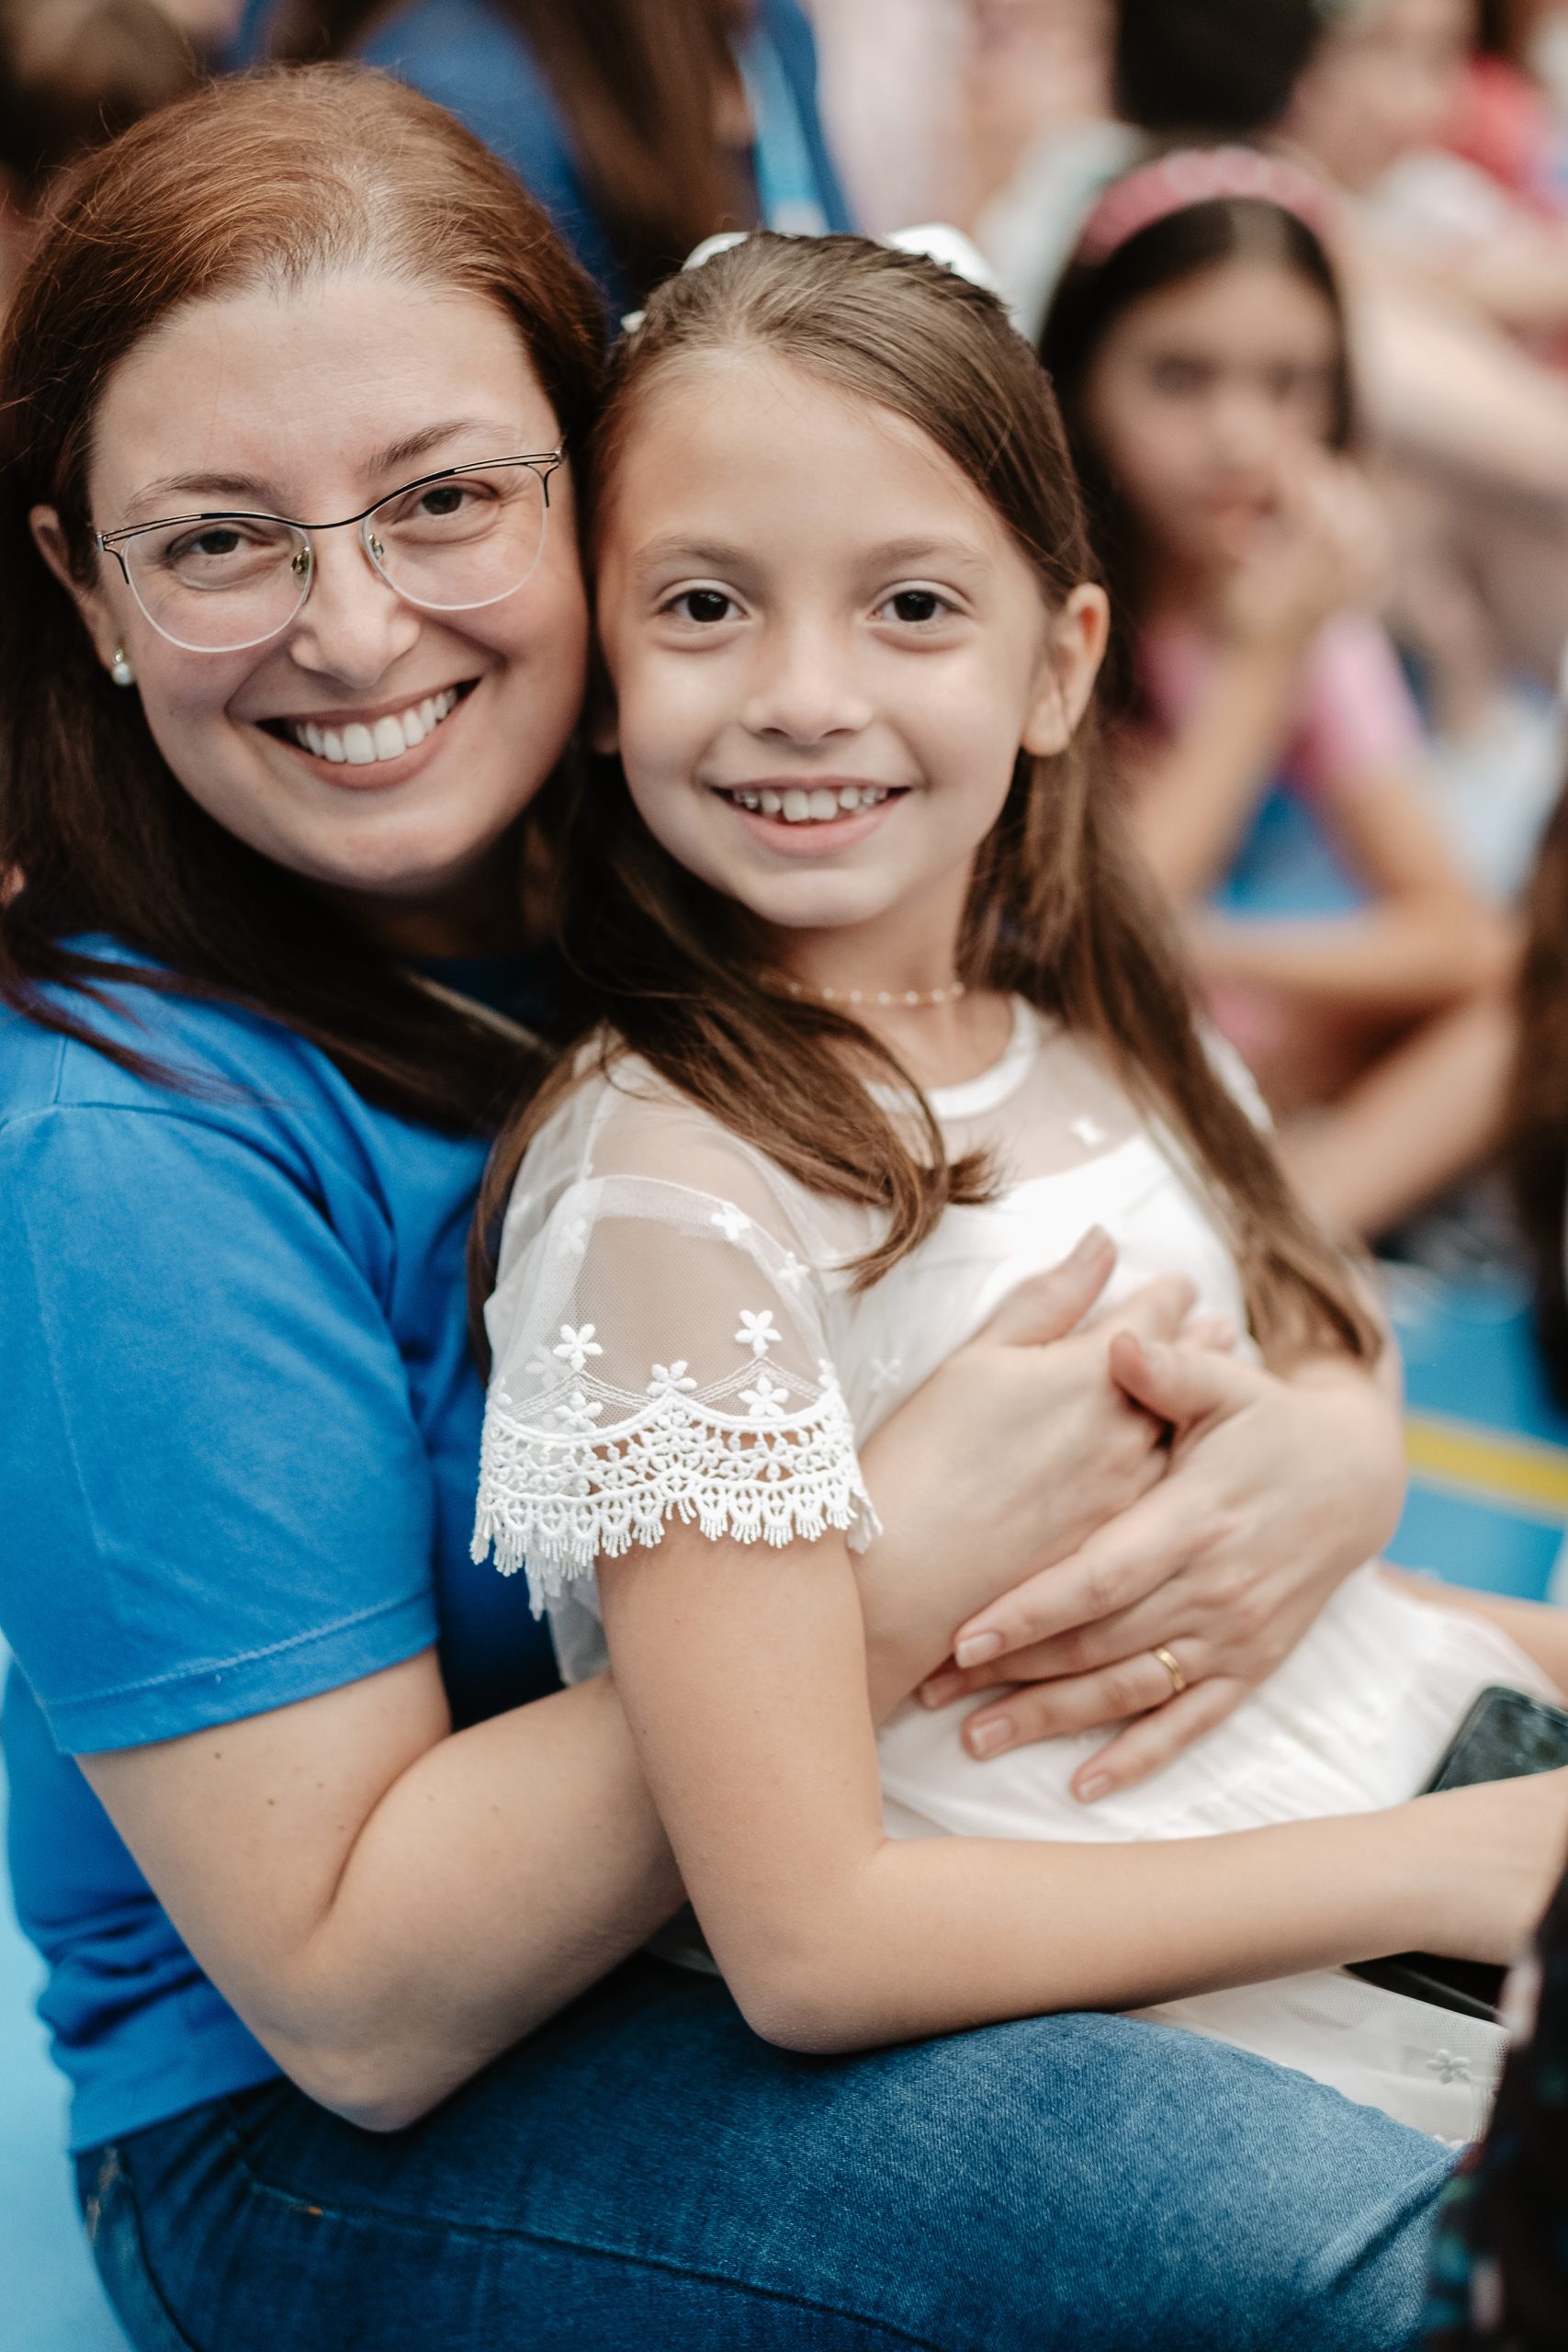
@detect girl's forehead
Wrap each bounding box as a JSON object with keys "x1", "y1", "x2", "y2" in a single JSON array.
[
  {"x1": 606, "y1": 346, "x2": 1000, "y2": 530},
  {"x1": 1112, "y1": 257, "x2": 1338, "y2": 347}
]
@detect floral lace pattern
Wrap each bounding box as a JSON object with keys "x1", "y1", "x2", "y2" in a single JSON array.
[
  {"x1": 473, "y1": 1343, "x2": 875, "y2": 1594},
  {"x1": 473, "y1": 1158, "x2": 880, "y2": 1608}
]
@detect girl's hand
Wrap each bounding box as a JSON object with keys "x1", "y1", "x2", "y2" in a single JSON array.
[
  {"x1": 923, "y1": 1334, "x2": 1405, "y2": 1798},
  {"x1": 1219, "y1": 452, "x2": 1386, "y2": 658},
  {"x1": 856, "y1": 1230, "x2": 1199, "y2": 1718},
  {"x1": 1416, "y1": 1769, "x2": 1568, "y2": 1965}
]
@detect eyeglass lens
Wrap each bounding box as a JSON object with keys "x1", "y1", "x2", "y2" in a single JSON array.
[{"x1": 117, "y1": 463, "x2": 551, "y2": 653}]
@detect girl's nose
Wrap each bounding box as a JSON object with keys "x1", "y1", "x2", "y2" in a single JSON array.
[
  {"x1": 284, "y1": 530, "x2": 423, "y2": 687},
  {"x1": 741, "y1": 622, "x2": 874, "y2": 746}
]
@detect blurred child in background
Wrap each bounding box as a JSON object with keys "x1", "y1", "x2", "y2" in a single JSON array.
[
  {"x1": 1041, "y1": 152, "x2": 1515, "y2": 1238},
  {"x1": 260, "y1": 0, "x2": 850, "y2": 317}
]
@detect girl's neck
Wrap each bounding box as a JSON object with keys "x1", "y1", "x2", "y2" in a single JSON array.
[{"x1": 769, "y1": 876, "x2": 1014, "y2": 1092}]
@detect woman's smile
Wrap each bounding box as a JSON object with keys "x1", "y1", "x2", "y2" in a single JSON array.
[{"x1": 258, "y1": 676, "x2": 480, "y2": 790}]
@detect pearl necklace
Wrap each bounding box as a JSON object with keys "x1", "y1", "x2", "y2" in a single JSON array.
[{"x1": 779, "y1": 976, "x2": 967, "y2": 1010}]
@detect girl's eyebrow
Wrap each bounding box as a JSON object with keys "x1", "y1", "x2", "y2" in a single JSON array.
[
  {"x1": 631, "y1": 536, "x2": 752, "y2": 583},
  {"x1": 630, "y1": 533, "x2": 992, "y2": 584}
]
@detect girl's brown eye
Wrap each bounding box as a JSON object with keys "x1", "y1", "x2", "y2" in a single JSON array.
[
  {"x1": 677, "y1": 589, "x2": 734, "y2": 624},
  {"x1": 888, "y1": 590, "x2": 943, "y2": 624}
]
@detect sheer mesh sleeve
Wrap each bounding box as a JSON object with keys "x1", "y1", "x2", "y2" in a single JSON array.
[{"x1": 471, "y1": 1081, "x2": 877, "y2": 1614}]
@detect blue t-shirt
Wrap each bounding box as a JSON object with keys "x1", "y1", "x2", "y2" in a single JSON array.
[
  {"x1": 0, "y1": 943, "x2": 561, "y2": 2152},
  {"x1": 231, "y1": 0, "x2": 853, "y2": 322}
]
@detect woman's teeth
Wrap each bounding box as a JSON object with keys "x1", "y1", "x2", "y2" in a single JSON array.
[
  {"x1": 288, "y1": 687, "x2": 460, "y2": 765},
  {"x1": 726, "y1": 784, "x2": 893, "y2": 823}
]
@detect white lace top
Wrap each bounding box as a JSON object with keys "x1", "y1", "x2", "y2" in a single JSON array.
[{"x1": 474, "y1": 1000, "x2": 1251, "y2": 1664}]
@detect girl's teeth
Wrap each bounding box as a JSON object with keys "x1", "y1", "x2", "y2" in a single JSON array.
[
  {"x1": 291, "y1": 687, "x2": 459, "y2": 764},
  {"x1": 730, "y1": 782, "x2": 895, "y2": 822}
]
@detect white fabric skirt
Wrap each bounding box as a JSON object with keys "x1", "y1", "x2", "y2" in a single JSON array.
[{"x1": 875, "y1": 1564, "x2": 1558, "y2": 2139}]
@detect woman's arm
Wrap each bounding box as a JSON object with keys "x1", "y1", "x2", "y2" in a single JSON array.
[
  {"x1": 598, "y1": 1512, "x2": 1568, "y2": 2054},
  {"x1": 81, "y1": 1657, "x2": 681, "y2": 2134},
  {"x1": 76, "y1": 1234, "x2": 1184, "y2": 2132}
]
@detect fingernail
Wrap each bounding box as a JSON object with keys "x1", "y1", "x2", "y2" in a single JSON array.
[
  {"x1": 967, "y1": 1716, "x2": 1012, "y2": 1758},
  {"x1": 1075, "y1": 1773, "x2": 1112, "y2": 1804},
  {"x1": 918, "y1": 1672, "x2": 962, "y2": 1709},
  {"x1": 954, "y1": 1631, "x2": 1003, "y2": 1669},
  {"x1": 1075, "y1": 1226, "x2": 1111, "y2": 1261}
]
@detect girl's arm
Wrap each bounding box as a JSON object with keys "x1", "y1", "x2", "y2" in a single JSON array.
[
  {"x1": 1130, "y1": 454, "x2": 1388, "y2": 904},
  {"x1": 1187, "y1": 764, "x2": 1517, "y2": 1016},
  {"x1": 1127, "y1": 636, "x2": 1308, "y2": 903},
  {"x1": 600, "y1": 1514, "x2": 1568, "y2": 2054}
]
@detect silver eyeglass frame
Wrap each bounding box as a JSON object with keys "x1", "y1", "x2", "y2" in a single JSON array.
[{"x1": 94, "y1": 450, "x2": 564, "y2": 653}]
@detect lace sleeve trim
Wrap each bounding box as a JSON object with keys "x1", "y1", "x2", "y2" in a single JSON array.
[{"x1": 472, "y1": 1360, "x2": 880, "y2": 1600}]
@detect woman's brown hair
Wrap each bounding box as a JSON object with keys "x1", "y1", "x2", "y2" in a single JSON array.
[
  {"x1": 1508, "y1": 778, "x2": 1568, "y2": 1399},
  {"x1": 275, "y1": 0, "x2": 751, "y2": 309},
  {"x1": 0, "y1": 65, "x2": 605, "y2": 1132},
  {"x1": 479, "y1": 232, "x2": 1377, "y2": 1359}
]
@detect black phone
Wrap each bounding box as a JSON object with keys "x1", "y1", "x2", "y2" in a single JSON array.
[{"x1": 1348, "y1": 1683, "x2": 1568, "y2": 2021}]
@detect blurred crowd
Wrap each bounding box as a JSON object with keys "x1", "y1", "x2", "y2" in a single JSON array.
[
  {"x1": 9, "y1": 0, "x2": 1568, "y2": 1241},
  {"x1": 11, "y1": 0, "x2": 1568, "y2": 2336}
]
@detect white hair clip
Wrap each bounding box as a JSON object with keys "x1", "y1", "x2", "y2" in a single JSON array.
[{"x1": 619, "y1": 223, "x2": 1004, "y2": 335}]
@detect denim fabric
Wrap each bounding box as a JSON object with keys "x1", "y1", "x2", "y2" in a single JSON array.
[{"x1": 77, "y1": 1956, "x2": 1450, "y2": 2352}]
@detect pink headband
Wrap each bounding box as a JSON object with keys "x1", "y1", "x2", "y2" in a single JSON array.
[{"x1": 1073, "y1": 146, "x2": 1339, "y2": 268}]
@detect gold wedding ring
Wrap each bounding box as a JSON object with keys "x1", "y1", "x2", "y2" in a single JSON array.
[{"x1": 1153, "y1": 1645, "x2": 1188, "y2": 1696}]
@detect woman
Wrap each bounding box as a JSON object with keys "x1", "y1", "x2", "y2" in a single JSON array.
[
  {"x1": 245, "y1": 0, "x2": 852, "y2": 317},
  {"x1": 0, "y1": 67, "x2": 1451, "y2": 2352}
]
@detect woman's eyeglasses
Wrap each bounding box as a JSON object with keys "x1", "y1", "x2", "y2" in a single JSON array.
[{"x1": 96, "y1": 452, "x2": 563, "y2": 654}]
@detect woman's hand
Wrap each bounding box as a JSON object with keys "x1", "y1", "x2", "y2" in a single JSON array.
[
  {"x1": 856, "y1": 1229, "x2": 1199, "y2": 1719},
  {"x1": 919, "y1": 1332, "x2": 1406, "y2": 1799}
]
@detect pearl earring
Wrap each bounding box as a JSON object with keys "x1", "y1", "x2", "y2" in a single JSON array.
[{"x1": 109, "y1": 647, "x2": 134, "y2": 687}]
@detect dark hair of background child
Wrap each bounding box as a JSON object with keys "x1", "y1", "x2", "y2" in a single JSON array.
[{"x1": 1112, "y1": 0, "x2": 1325, "y2": 139}]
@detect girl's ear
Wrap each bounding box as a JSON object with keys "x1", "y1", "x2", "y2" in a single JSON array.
[
  {"x1": 1021, "y1": 583, "x2": 1110, "y2": 757},
  {"x1": 31, "y1": 504, "x2": 122, "y2": 674}
]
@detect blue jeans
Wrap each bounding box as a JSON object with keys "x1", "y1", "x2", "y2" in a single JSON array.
[{"x1": 77, "y1": 1956, "x2": 1450, "y2": 2351}]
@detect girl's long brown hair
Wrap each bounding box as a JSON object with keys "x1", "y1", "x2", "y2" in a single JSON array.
[
  {"x1": 1508, "y1": 778, "x2": 1568, "y2": 1399},
  {"x1": 0, "y1": 66, "x2": 604, "y2": 1133},
  {"x1": 275, "y1": 0, "x2": 751, "y2": 309},
  {"x1": 479, "y1": 232, "x2": 1377, "y2": 1359}
]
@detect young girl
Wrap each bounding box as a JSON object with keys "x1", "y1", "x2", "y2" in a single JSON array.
[
  {"x1": 472, "y1": 230, "x2": 1568, "y2": 2143},
  {"x1": 1039, "y1": 151, "x2": 1516, "y2": 1242}
]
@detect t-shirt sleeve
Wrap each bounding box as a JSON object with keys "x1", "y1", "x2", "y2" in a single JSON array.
[
  {"x1": 1292, "y1": 613, "x2": 1426, "y2": 801},
  {"x1": 0, "y1": 1103, "x2": 440, "y2": 1754},
  {"x1": 472, "y1": 1095, "x2": 876, "y2": 1616}
]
